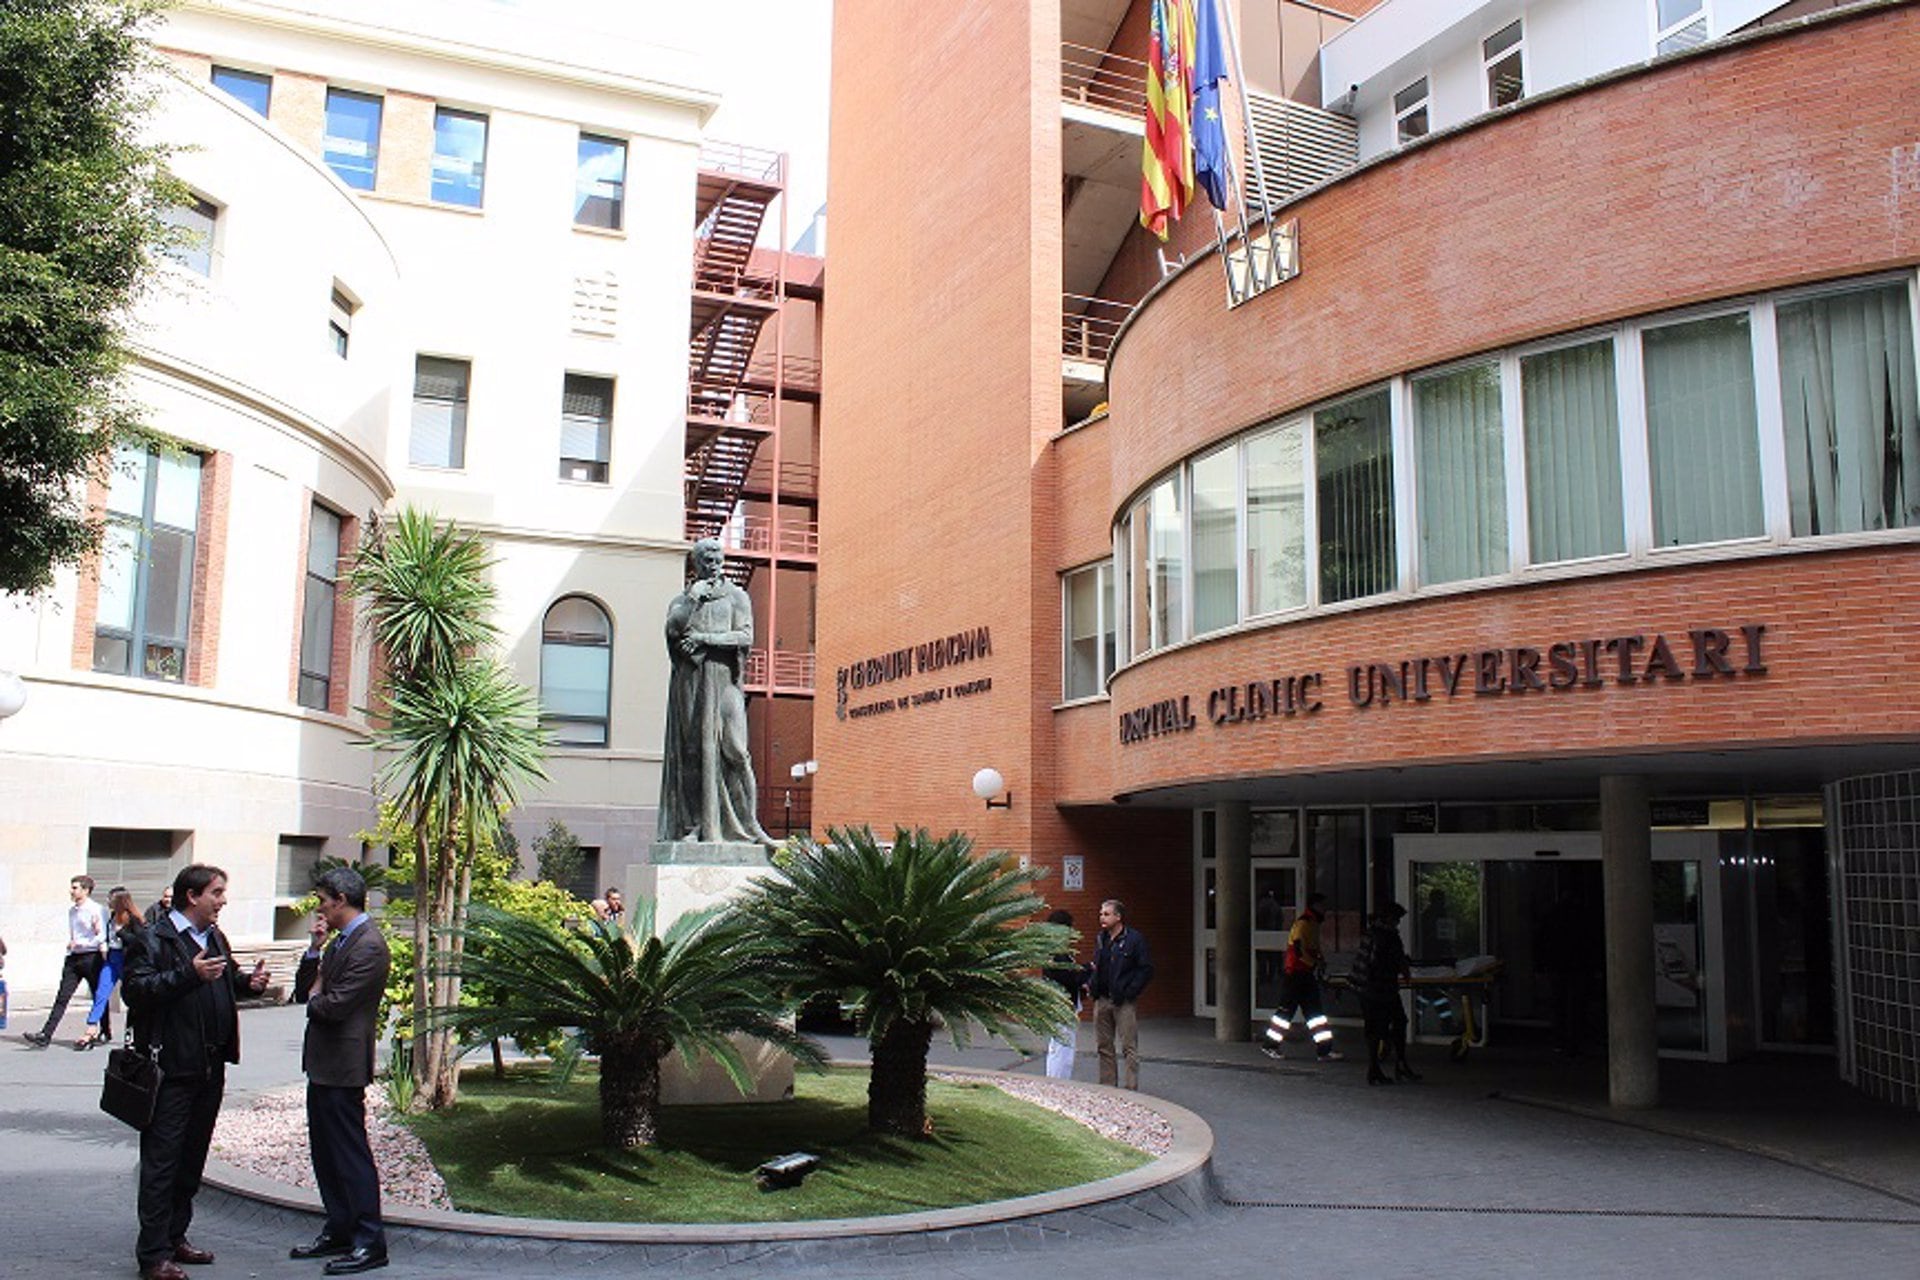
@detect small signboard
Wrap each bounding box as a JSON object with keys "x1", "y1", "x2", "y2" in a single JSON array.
[{"x1": 1062, "y1": 855, "x2": 1085, "y2": 892}]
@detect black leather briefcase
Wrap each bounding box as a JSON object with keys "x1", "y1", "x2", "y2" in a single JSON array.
[{"x1": 100, "y1": 1041, "x2": 164, "y2": 1130}]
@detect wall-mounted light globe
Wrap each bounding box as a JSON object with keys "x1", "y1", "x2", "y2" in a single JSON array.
[
  {"x1": 0, "y1": 671, "x2": 26, "y2": 721},
  {"x1": 972, "y1": 767, "x2": 1011, "y2": 809}
]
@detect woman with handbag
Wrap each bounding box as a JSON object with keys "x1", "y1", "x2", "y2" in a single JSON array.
[{"x1": 76, "y1": 889, "x2": 141, "y2": 1050}]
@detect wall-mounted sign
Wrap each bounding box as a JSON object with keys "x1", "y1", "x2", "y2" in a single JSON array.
[
  {"x1": 836, "y1": 626, "x2": 993, "y2": 721},
  {"x1": 1119, "y1": 623, "x2": 1769, "y2": 746},
  {"x1": 1062, "y1": 855, "x2": 1085, "y2": 892}
]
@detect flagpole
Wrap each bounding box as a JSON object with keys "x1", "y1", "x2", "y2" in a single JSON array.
[{"x1": 1217, "y1": 0, "x2": 1279, "y2": 289}]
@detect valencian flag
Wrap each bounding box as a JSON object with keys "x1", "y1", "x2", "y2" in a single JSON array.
[
  {"x1": 1191, "y1": 0, "x2": 1230, "y2": 211},
  {"x1": 1140, "y1": 0, "x2": 1196, "y2": 240}
]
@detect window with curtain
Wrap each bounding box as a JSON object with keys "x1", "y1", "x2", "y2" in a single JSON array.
[
  {"x1": 1644, "y1": 313, "x2": 1764, "y2": 546},
  {"x1": 1063, "y1": 561, "x2": 1114, "y2": 700},
  {"x1": 411, "y1": 356, "x2": 469, "y2": 469},
  {"x1": 95, "y1": 445, "x2": 201, "y2": 683},
  {"x1": 431, "y1": 108, "x2": 488, "y2": 208},
  {"x1": 1523, "y1": 338, "x2": 1625, "y2": 563},
  {"x1": 560, "y1": 374, "x2": 614, "y2": 483},
  {"x1": 541, "y1": 597, "x2": 612, "y2": 747},
  {"x1": 1127, "y1": 499, "x2": 1151, "y2": 658},
  {"x1": 298, "y1": 504, "x2": 342, "y2": 711},
  {"x1": 1414, "y1": 361, "x2": 1506, "y2": 584},
  {"x1": 1316, "y1": 389, "x2": 1395, "y2": 603},
  {"x1": 1245, "y1": 423, "x2": 1307, "y2": 615},
  {"x1": 323, "y1": 88, "x2": 382, "y2": 191},
  {"x1": 1149, "y1": 475, "x2": 1186, "y2": 648},
  {"x1": 1191, "y1": 445, "x2": 1238, "y2": 634},
  {"x1": 1778, "y1": 282, "x2": 1920, "y2": 537}
]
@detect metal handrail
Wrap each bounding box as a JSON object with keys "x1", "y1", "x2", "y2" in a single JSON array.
[
  {"x1": 1062, "y1": 293, "x2": 1134, "y2": 364},
  {"x1": 745, "y1": 457, "x2": 820, "y2": 494},
  {"x1": 1061, "y1": 42, "x2": 1149, "y2": 118},
  {"x1": 698, "y1": 139, "x2": 785, "y2": 185},
  {"x1": 687, "y1": 385, "x2": 773, "y2": 424},
  {"x1": 745, "y1": 648, "x2": 817, "y2": 690},
  {"x1": 715, "y1": 513, "x2": 820, "y2": 557},
  {"x1": 745, "y1": 353, "x2": 822, "y2": 390}
]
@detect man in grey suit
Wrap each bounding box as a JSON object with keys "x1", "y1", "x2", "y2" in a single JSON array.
[{"x1": 289, "y1": 868, "x2": 392, "y2": 1275}]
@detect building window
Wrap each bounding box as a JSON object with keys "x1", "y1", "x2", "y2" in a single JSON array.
[
  {"x1": 1483, "y1": 21, "x2": 1525, "y2": 109},
  {"x1": 574, "y1": 133, "x2": 626, "y2": 230},
  {"x1": 432, "y1": 107, "x2": 488, "y2": 208},
  {"x1": 1393, "y1": 77, "x2": 1429, "y2": 145},
  {"x1": 276, "y1": 835, "x2": 326, "y2": 897},
  {"x1": 210, "y1": 65, "x2": 270, "y2": 116},
  {"x1": 299, "y1": 504, "x2": 342, "y2": 712},
  {"x1": 559, "y1": 374, "x2": 614, "y2": 483},
  {"x1": 1778, "y1": 282, "x2": 1920, "y2": 537},
  {"x1": 1654, "y1": 0, "x2": 1710, "y2": 54},
  {"x1": 1315, "y1": 388, "x2": 1395, "y2": 604},
  {"x1": 95, "y1": 444, "x2": 201, "y2": 682},
  {"x1": 328, "y1": 286, "x2": 356, "y2": 358},
  {"x1": 1413, "y1": 360, "x2": 1506, "y2": 585},
  {"x1": 89, "y1": 828, "x2": 178, "y2": 909},
  {"x1": 1246, "y1": 423, "x2": 1308, "y2": 616},
  {"x1": 1190, "y1": 444, "x2": 1239, "y2": 635},
  {"x1": 323, "y1": 88, "x2": 382, "y2": 191},
  {"x1": 1063, "y1": 561, "x2": 1115, "y2": 701},
  {"x1": 1522, "y1": 338, "x2": 1625, "y2": 563},
  {"x1": 541, "y1": 596, "x2": 612, "y2": 747},
  {"x1": 1643, "y1": 312, "x2": 1763, "y2": 547},
  {"x1": 159, "y1": 195, "x2": 218, "y2": 276},
  {"x1": 411, "y1": 356, "x2": 470, "y2": 469},
  {"x1": 1148, "y1": 474, "x2": 1186, "y2": 648}
]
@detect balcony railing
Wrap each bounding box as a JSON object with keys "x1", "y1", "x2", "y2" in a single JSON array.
[
  {"x1": 697, "y1": 140, "x2": 785, "y2": 185},
  {"x1": 745, "y1": 647, "x2": 817, "y2": 691},
  {"x1": 744, "y1": 353, "x2": 822, "y2": 393},
  {"x1": 1062, "y1": 294, "x2": 1133, "y2": 364},
  {"x1": 688, "y1": 384, "x2": 774, "y2": 425},
  {"x1": 744, "y1": 457, "x2": 820, "y2": 498},
  {"x1": 715, "y1": 512, "x2": 820, "y2": 558},
  {"x1": 1061, "y1": 42, "x2": 1148, "y2": 119}
]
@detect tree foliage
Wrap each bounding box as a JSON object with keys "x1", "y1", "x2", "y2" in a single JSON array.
[
  {"x1": 0, "y1": 0, "x2": 174, "y2": 594},
  {"x1": 740, "y1": 826, "x2": 1070, "y2": 1136},
  {"x1": 532, "y1": 818, "x2": 585, "y2": 889}
]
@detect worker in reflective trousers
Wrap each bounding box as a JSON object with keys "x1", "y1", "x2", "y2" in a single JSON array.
[{"x1": 1262, "y1": 893, "x2": 1343, "y2": 1062}]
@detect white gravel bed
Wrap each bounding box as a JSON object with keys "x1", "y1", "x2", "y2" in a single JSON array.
[
  {"x1": 212, "y1": 1087, "x2": 454, "y2": 1212},
  {"x1": 930, "y1": 1071, "x2": 1174, "y2": 1156}
]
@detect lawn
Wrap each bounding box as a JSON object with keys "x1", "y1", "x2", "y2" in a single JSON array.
[{"x1": 399, "y1": 1066, "x2": 1150, "y2": 1223}]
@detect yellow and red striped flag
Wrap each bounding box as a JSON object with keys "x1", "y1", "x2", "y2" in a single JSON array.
[{"x1": 1140, "y1": 0, "x2": 1197, "y2": 241}]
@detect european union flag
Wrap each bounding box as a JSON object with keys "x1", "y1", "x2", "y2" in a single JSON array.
[{"x1": 1191, "y1": 0, "x2": 1230, "y2": 211}]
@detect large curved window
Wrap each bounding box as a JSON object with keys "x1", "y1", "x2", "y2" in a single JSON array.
[
  {"x1": 1102, "y1": 272, "x2": 1920, "y2": 670},
  {"x1": 541, "y1": 596, "x2": 611, "y2": 747}
]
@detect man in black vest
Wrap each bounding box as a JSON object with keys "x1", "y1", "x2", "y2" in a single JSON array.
[
  {"x1": 288, "y1": 867, "x2": 392, "y2": 1274},
  {"x1": 121, "y1": 865, "x2": 269, "y2": 1280}
]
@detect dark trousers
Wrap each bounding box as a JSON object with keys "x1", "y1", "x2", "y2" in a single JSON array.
[
  {"x1": 136, "y1": 1066, "x2": 224, "y2": 1267},
  {"x1": 1361, "y1": 993, "x2": 1409, "y2": 1071},
  {"x1": 308, "y1": 1083, "x2": 384, "y2": 1248},
  {"x1": 41, "y1": 951, "x2": 108, "y2": 1038}
]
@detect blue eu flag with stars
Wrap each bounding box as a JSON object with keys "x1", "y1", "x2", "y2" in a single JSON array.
[{"x1": 1191, "y1": 0, "x2": 1230, "y2": 211}]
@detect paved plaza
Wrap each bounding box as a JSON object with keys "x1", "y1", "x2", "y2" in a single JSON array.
[{"x1": 4, "y1": 1002, "x2": 1919, "y2": 1279}]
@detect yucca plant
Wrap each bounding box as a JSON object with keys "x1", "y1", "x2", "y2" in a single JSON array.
[
  {"x1": 441, "y1": 900, "x2": 826, "y2": 1149},
  {"x1": 741, "y1": 826, "x2": 1070, "y2": 1137}
]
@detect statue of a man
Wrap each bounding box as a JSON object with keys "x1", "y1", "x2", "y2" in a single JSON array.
[{"x1": 657, "y1": 538, "x2": 775, "y2": 847}]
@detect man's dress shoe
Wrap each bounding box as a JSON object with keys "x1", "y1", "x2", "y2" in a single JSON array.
[
  {"x1": 290, "y1": 1235, "x2": 353, "y2": 1261},
  {"x1": 323, "y1": 1244, "x2": 389, "y2": 1275},
  {"x1": 171, "y1": 1241, "x2": 215, "y2": 1265},
  {"x1": 140, "y1": 1261, "x2": 189, "y2": 1280}
]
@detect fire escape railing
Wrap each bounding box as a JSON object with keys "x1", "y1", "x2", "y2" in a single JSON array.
[{"x1": 1060, "y1": 42, "x2": 1149, "y2": 118}]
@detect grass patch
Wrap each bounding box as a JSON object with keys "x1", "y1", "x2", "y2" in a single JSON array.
[{"x1": 399, "y1": 1066, "x2": 1149, "y2": 1223}]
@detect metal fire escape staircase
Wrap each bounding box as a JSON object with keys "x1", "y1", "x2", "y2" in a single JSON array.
[{"x1": 685, "y1": 146, "x2": 785, "y2": 586}]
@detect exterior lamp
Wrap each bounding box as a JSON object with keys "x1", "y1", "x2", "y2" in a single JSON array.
[
  {"x1": 0, "y1": 671, "x2": 26, "y2": 722},
  {"x1": 790, "y1": 759, "x2": 819, "y2": 779},
  {"x1": 972, "y1": 767, "x2": 1011, "y2": 810}
]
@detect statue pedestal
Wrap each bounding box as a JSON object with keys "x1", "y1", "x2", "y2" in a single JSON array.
[{"x1": 632, "y1": 840, "x2": 792, "y2": 1105}]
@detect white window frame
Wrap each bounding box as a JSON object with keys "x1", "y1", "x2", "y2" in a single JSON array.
[
  {"x1": 1060, "y1": 559, "x2": 1116, "y2": 703},
  {"x1": 328, "y1": 283, "x2": 357, "y2": 359},
  {"x1": 1482, "y1": 20, "x2": 1526, "y2": 110},
  {"x1": 1651, "y1": 0, "x2": 1711, "y2": 55},
  {"x1": 1393, "y1": 76, "x2": 1430, "y2": 146},
  {"x1": 1508, "y1": 326, "x2": 1637, "y2": 575}
]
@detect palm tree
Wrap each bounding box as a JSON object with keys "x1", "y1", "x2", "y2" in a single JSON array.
[
  {"x1": 346, "y1": 508, "x2": 547, "y2": 1108},
  {"x1": 741, "y1": 826, "x2": 1070, "y2": 1137},
  {"x1": 441, "y1": 900, "x2": 827, "y2": 1149}
]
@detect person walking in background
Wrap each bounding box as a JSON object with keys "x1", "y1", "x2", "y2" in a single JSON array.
[
  {"x1": 144, "y1": 885, "x2": 173, "y2": 927},
  {"x1": 1090, "y1": 899, "x2": 1153, "y2": 1090},
  {"x1": 1041, "y1": 908, "x2": 1088, "y2": 1079},
  {"x1": 75, "y1": 888, "x2": 143, "y2": 1050},
  {"x1": 1352, "y1": 901, "x2": 1418, "y2": 1086},
  {"x1": 122, "y1": 865, "x2": 270, "y2": 1280},
  {"x1": 289, "y1": 867, "x2": 393, "y2": 1275},
  {"x1": 1261, "y1": 892, "x2": 1343, "y2": 1063},
  {"x1": 603, "y1": 888, "x2": 626, "y2": 928},
  {"x1": 22, "y1": 874, "x2": 110, "y2": 1047}
]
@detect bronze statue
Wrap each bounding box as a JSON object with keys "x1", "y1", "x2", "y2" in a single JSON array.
[{"x1": 658, "y1": 538, "x2": 775, "y2": 847}]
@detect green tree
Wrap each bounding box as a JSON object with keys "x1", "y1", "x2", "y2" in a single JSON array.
[
  {"x1": 741, "y1": 826, "x2": 1070, "y2": 1137},
  {"x1": 532, "y1": 818, "x2": 585, "y2": 889},
  {"x1": 0, "y1": 0, "x2": 175, "y2": 594},
  {"x1": 442, "y1": 900, "x2": 826, "y2": 1150},
  {"x1": 346, "y1": 508, "x2": 548, "y2": 1110}
]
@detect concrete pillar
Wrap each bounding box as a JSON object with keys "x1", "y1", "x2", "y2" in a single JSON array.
[
  {"x1": 1600, "y1": 774, "x2": 1659, "y2": 1108},
  {"x1": 1215, "y1": 801, "x2": 1252, "y2": 1042}
]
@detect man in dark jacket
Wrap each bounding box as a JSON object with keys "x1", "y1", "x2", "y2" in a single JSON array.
[
  {"x1": 121, "y1": 865, "x2": 269, "y2": 1280},
  {"x1": 1089, "y1": 898, "x2": 1153, "y2": 1090},
  {"x1": 289, "y1": 867, "x2": 393, "y2": 1274},
  {"x1": 1353, "y1": 901, "x2": 1416, "y2": 1086}
]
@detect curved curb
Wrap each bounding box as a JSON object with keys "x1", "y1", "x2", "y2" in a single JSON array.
[{"x1": 203, "y1": 1064, "x2": 1217, "y2": 1249}]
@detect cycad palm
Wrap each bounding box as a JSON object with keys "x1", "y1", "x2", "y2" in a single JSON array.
[
  {"x1": 742, "y1": 826, "x2": 1070, "y2": 1136},
  {"x1": 443, "y1": 901, "x2": 826, "y2": 1149}
]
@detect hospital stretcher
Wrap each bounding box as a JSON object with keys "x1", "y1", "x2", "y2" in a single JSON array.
[{"x1": 1327, "y1": 955, "x2": 1503, "y2": 1061}]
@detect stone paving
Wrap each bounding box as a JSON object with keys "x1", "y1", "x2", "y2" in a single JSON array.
[{"x1": 5, "y1": 1003, "x2": 1920, "y2": 1278}]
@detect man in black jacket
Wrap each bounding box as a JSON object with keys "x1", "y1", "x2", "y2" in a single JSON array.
[
  {"x1": 1089, "y1": 898, "x2": 1153, "y2": 1090},
  {"x1": 121, "y1": 865, "x2": 269, "y2": 1280}
]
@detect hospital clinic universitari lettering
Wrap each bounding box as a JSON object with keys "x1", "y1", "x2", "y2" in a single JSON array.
[
  {"x1": 1118, "y1": 623, "x2": 1770, "y2": 745},
  {"x1": 836, "y1": 626, "x2": 994, "y2": 720}
]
